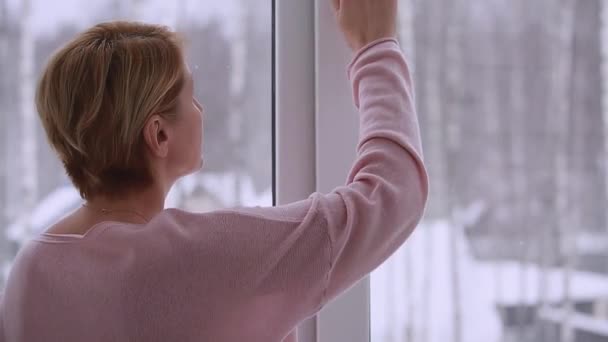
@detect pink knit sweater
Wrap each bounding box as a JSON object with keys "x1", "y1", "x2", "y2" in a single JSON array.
[{"x1": 0, "y1": 38, "x2": 428, "y2": 342}]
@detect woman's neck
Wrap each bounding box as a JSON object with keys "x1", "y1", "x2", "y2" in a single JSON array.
[
  {"x1": 85, "y1": 185, "x2": 167, "y2": 223},
  {"x1": 45, "y1": 182, "x2": 172, "y2": 236}
]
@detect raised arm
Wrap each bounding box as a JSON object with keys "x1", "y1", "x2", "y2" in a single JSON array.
[{"x1": 312, "y1": 35, "x2": 428, "y2": 302}]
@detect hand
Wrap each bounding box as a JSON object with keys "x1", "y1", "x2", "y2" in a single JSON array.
[{"x1": 331, "y1": 0, "x2": 398, "y2": 52}]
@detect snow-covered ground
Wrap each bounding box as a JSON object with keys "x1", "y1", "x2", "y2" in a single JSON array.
[{"x1": 371, "y1": 221, "x2": 608, "y2": 342}]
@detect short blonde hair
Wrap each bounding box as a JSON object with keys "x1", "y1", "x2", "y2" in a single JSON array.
[{"x1": 36, "y1": 21, "x2": 186, "y2": 200}]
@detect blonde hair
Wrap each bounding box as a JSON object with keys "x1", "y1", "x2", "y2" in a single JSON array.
[{"x1": 36, "y1": 21, "x2": 186, "y2": 200}]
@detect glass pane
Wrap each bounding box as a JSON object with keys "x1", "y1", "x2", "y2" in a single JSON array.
[
  {"x1": 0, "y1": 0, "x2": 272, "y2": 288},
  {"x1": 372, "y1": 1, "x2": 608, "y2": 342}
]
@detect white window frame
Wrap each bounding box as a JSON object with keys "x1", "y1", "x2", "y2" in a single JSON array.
[
  {"x1": 274, "y1": 0, "x2": 320, "y2": 340},
  {"x1": 275, "y1": 1, "x2": 370, "y2": 341}
]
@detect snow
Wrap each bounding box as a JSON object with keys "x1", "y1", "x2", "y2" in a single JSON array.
[
  {"x1": 28, "y1": 186, "x2": 81, "y2": 230},
  {"x1": 577, "y1": 231, "x2": 608, "y2": 255},
  {"x1": 372, "y1": 220, "x2": 502, "y2": 342},
  {"x1": 371, "y1": 220, "x2": 608, "y2": 342},
  {"x1": 6, "y1": 185, "x2": 81, "y2": 242},
  {"x1": 482, "y1": 262, "x2": 608, "y2": 307},
  {"x1": 539, "y1": 308, "x2": 608, "y2": 337}
]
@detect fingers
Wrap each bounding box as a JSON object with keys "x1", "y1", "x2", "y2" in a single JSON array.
[{"x1": 331, "y1": 0, "x2": 340, "y2": 12}]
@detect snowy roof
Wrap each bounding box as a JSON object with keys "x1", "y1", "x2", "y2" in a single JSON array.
[
  {"x1": 6, "y1": 186, "x2": 81, "y2": 242},
  {"x1": 482, "y1": 261, "x2": 608, "y2": 307},
  {"x1": 539, "y1": 308, "x2": 608, "y2": 337},
  {"x1": 5, "y1": 174, "x2": 272, "y2": 243},
  {"x1": 577, "y1": 231, "x2": 608, "y2": 255}
]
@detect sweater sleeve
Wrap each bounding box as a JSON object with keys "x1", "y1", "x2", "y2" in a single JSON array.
[
  {"x1": 312, "y1": 38, "x2": 428, "y2": 303},
  {"x1": 229, "y1": 38, "x2": 428, "y2": 308}
]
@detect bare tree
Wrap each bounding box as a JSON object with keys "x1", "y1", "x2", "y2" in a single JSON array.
[
  {"x1": 602, "y1": 0, "x2": 608, "y2": 248},
  {"x1": 398, "y1": 2, "x2": 417, "y2": 340},
  {"x1": 443, "y1": 0, "x2": 466, "y2": 340},
  {"x1": 509, "y1": 0, "x2": 532, "y2": 338},
  {"x1": 414, "y1": 0, "x2": 466, "y2": 339},
  {"x1": 0, "y1": 0, "x2": 8, "y2": 289},
  {"x1": 485, "y1": 0, "x2": 507, "y2": 322},
  {"x1": 411, "y1": 0, "x2": 448, "y2": 339},
  {"x1": 19, "y1": 0, "x2": 37, "y2": 238},
  {"x1": 544, "y1": 1, "x2": 577, "y2": 341},
  {"x1": 229, "y1": 0, "x2": 250, "y2": 206}
]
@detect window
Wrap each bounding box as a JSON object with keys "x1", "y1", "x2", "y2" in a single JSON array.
[
  {"x1": 5, "y1": 1, "x2": 603, "y2": 341},
  {"x1": 371, "y1": 1, "x2": 608, "y2": 342},
  {"x1": 0, "y1": 0, "x2": 273, "y2": 289}
]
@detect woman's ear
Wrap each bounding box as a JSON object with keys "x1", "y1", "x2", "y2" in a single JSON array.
[{"x1": 143, "y1": 114, "x2": 170, "y2": 158}]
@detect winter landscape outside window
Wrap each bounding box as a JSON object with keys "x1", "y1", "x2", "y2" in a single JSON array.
[{"x1": 371, "y1": 1, "x2": 608, "y2": 342}]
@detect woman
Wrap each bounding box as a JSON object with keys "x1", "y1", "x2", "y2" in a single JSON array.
[{"x1": 0, "y1": 0, "x2": 427, "y2": 341}]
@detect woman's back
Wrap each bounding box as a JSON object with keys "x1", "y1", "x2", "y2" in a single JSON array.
[{"x1": 3, "y1": 208, "x2": 329, "y2": 341}]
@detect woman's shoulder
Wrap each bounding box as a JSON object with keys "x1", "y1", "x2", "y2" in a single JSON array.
[{"x1": 157, "y1": 199, "x2": 319, "y2": 231}]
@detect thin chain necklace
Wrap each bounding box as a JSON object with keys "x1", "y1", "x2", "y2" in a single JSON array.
[{"x1": 82, "y1": 203, "x2": 149, "y2": 224}]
